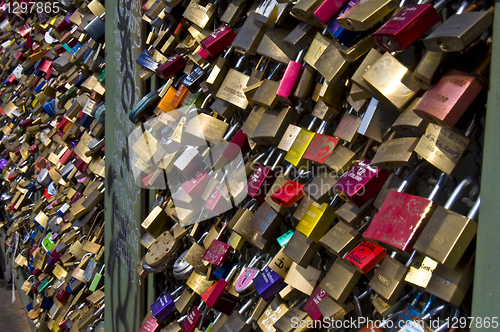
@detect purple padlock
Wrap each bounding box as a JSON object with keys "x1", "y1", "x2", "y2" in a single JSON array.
[
  {"x1": 151, "y1": 286, "x2": 183, "y2": 321},
  {"x1": 253, "y1": 266, "x2": 286, "y2": 301}
]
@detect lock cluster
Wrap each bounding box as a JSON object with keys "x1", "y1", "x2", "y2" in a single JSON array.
[{"x1": 131, "y1": 0, "x2": 490, "y2": 331}]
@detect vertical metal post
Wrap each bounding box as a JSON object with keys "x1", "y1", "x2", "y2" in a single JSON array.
[
  {"x1": 471, "y1": 6, "x2": 500, "y2": 330},
  {"x1": 105, "y1": 0, "x2": 148, "y2": 330}
]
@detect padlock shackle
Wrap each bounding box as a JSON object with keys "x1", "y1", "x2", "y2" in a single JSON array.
[
  {"x1": 143, "y1": 261, "x2": 170, "y2": 273},
  {"x1": 248, "y1": 254, "x2": 269, "y2": 268},
  {"x1": 381, "y1": 310, "x2": 404, "y2": 328},
  {"x1": 444, "y1": 176, "x2": 474, "y2": 209},
  {"x1": 422, "y1": 303, "x2": 446, "y2": 321},
  {"x1": 268, "y1": 62, "x2": 284, "y2": 80},
  {"x1": 225, "y1": 263, "x2": 241, "y2": 281},
  {"x1": 201, "y1": 93, "x2": 214, "y2": 109},
  {"x1": 223, "y1": 46, "x2": 235, "y2": 59},
  {"x1": 467, "y1": 195, "x2": 480, "y2": 220},
  {"x1": 170, "y1": 285, "x2": 184, "y2": 298},
  {"x1": 307, "y1": 117, "x2": 319, "y2": 131},
  {"x1": 421, "y1": 294, "x2": 436, "y2": 315},
  {"x1": 455, "y1": 0, "x2": 471, "y2": 14},
  {"x1": 433, "y1": 0, "x2": 447, "y2": 11},
  {"x1": 295, "y1": 48, "x2": 307, "y2": 63},
  {"x1": 242, "y1": 198, "x2": 257, "y2": 210},
  {"x1": 427, "y1": 172, "x2": 448, "y2": 201},
  {"x1": 270, "y1": 151, "x2": 284, "y2": 171},
  {"x1": 263, "y1": 147, "x2": 277, "y2": 166},
  {"x1": 397, "y1": 160, "x2": 429, "y2": 193},
  {"x1": 405, "y1": 250, "x2": 418, "y2": 267},
  {"x1": 197, "y1": 231, "x2": 209, "y2": 244},
  {"x1": 223, "y1": 122, "x2": 240, "y2": 141},
  {"x1": 238, "y1": 297, "x2": 257, "y2": 314}
]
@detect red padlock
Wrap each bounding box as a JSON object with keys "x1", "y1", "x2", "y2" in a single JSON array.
[{"x1": 345, "y1": 240, "x2": 387, "y2": 274}]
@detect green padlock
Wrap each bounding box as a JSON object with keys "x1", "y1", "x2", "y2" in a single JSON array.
[{"x1": 89, "y1": 264, "x2": 105, "y2": 292}]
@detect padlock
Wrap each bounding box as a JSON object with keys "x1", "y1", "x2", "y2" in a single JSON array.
[
  {"x1": 316, "y1": 295, "x2": 354, "y2": 321},
  {"x1": 362, "y1": 53, "x2": 420, "y2": 111},
  {"x1": 200, "y1": 26, "x2": 236, "y2": 57},
  {"x1": 368, "y1": 254, "x2": 414, "y2": 303},
  {"x1": 290, "y1": 0, "x2": 324, "y2": 23},
  {"x1": 372, "y1": 3, "x2": 442, "y2": 52},
  {"x1": 182, "y1": 0, "x2": 216, "y2": 29},
  {"x1": 181, "y1": 301, "x2": 205, "y2": 332},
  {"x1": 202, "y1": 219, "x2": 232, "y2": 266},
  {"x1": 270, "y1": 172, "x2": 310, "y2": 208},
  {"x1": 363, "y1": 163, "x2": 448, "y2": 254},
  {"x1": 412, "y1": 52, "x2": 489, "y2": 128},
  {"x1": 414, "y1": 178, "x2": 479, "y2": 269},
  {"x1": 204, "y1": 265, "x2": 240, "y2": 315},
  {"x1": 176, "y1": 289, "x2": 198, "y2": 315},
  {"x1": 248, "y1": 202, "x2": 283, "y2": 249},
  {"x1": 391, "y1": 98, "x2": 427, "y2": 137},
  {"x1": 357, "y1": 98, "x2": 399, "y2": 143},
  {"x1": 392, "y1": 296, "x2": 445, "y2": 332},
  {"x1": 257, "y1": 27, "x2": 300, "y2": 64},
  {"x1": 301, "y1": 170, "x2": 340, "y2": 204},
  {"x1": 218, "y1": 298, "x2": 257, "y2": 332},
  {"x1": 333, "y1": 158, "x2": 389, "y2": 208},
  {"x1": 333, "y1": 107, "x2": 362, "y2": 143},
  {"x1": 247, "y1": 147, "x2": 283, "y2": 202},
  {"x1": 204, "y1": 46, "x2": 234, "y2": 95},
  {"x1": 221, "y1": 0, "x2": 245, "y2": 26},
  {"x1": 414, "y1": 121, "x2": 472, "y2": 175},
  {"x1": 336, "y1": 0, "x2": 398, "y2": 31},
  {"x1": 371, "y1": 135, "x2": 419, "y2": 169},
  {"x1": 425, "y1": 260, "x2": 474, "y2": 307},
  {"x1": 319, "y1": 257, "x2": 361, "y2": 303},
  {"x1": 302, "y1": 120, "x2": 340, "y2": 165},
  {"x1": 234, "y1": 255, "x2": 270, "y2": 295},
  {"x1": 424, "y1": 7, "x2": 493, "y2": 52},
  {"x1": 283, "y1": 118, "x2": 322, "y2": 169},
  {"x1": 183, "y1": 232, "x2": 210, "y2": 273},
  {"x1": 144, "y1": 229, "x2": 181, "y2": 269},
  {"x1": 345, "y1": 240, "x2": 387, "y2": 274},
  {"x1": 320, "y1": 218, "x2": 362, "y2": 257},
  {"x1": 303, "y1": 286, "x2": 329, "y2": 321},
  {"x1": 182, "y1": 94, "x2": 230, "y2": 146},
  {"x1": 404, "y1": 254, "x2": 440, "y2": 289},
  {"x1": 283, "y1": 262, "x2": 322, "y2": 296},
  {"x1": 276, "y1": 49, "x2": 309, "y2": 106},
  {"x1": 229, "y1": 200, "x2": 259, "y2": 244},
  {"x1": 314, "y1": 42, "x2": 349, "y2": 85},
  {"x1": 151, "y1": 286, "x2": 183, "y2": 322},
  {"x1": 295, "y1": 195, "x2": 341, "y2": 242},
  {"x1": 232, "y1": 11, "x2": 268, "y2": 55},
  {"x1": 251, "y1": 106, "x2": 296, "y2": 146},
  {"x1": 283, "y1": 22, "x2": 316, "y2": 53},
  {"x1": 215, "y1": 55, "x2": 251, "y2": 110},
  {"x1": 273, "y1": 298, "x2": 309, "y2": 332},
  {"x1": 253, "y1": 265, "x2": 287, "y2": 302},
  {"x1": 282, "y1": 230, "x2": 321, "y2": 268},
  {"x1": 257, "y1": 296, "x2": 289, "y2": 332}
]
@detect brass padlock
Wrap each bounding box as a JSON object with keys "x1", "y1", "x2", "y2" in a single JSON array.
[
  {"x1": 320, "y1": 220, "x2": 362, "y2": 257},
  {"x1": 362, "y1": 53, "x2": 420, "y2": 110},
  {"x1": 182, "y1": 95, "x2": 230, "y2": 146},
  {"x1": 232, "y1": 11, "x2": 268, "y2": 55},
  {"x1": 424, "y1": 8, "x2": 493, "y2": 52},
  {"x1": 251, "y1": 107, "x2": 295, "y2": 146},
  {"x1": 336, "y1": 0, "x2": 398, "y2": 31},
  {"x1": 319, "y1": 258, "x2": 361, "y2": 303}
]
